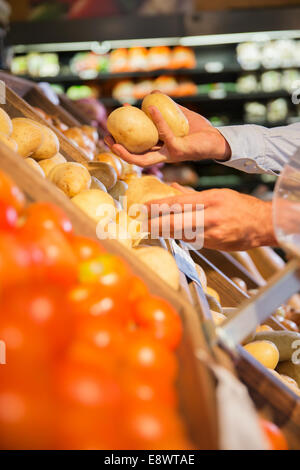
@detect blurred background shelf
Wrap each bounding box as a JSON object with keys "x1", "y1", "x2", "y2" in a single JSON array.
[{"x1": 3, "y1": 5, "x2": 300, "y2": 195}]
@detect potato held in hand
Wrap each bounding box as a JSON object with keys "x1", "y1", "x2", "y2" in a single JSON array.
[
  {"x1": 48, "y1": 162, "x2": 91, "y2": 198},
  {"x1": 107, "y1": 106, "x2": 159, "y2": 154},
  {"x1": 11, "y1": 118, "x2": 44, "y2": 158},
  {"x1": 142, "y1": 92, "x2": 189, "y2": 137}
]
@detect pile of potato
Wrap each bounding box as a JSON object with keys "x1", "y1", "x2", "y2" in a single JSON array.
[{"x1": 206, "y1": 272, "x2": 300, "y2": 398}]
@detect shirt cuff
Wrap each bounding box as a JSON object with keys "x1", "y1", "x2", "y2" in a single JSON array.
[{"x1": 217, "y1": 125, "x2": 279, "y2": 175}]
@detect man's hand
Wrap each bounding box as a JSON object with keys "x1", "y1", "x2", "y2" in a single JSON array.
[
  {"x1": 145, "y1": 185, "x2": 278, "y2": 251},
  {"x1": 104, "y1": 102, "x2": 231, "y2": 167}
]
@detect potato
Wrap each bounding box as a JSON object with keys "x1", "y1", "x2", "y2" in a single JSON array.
[
  {"x1": 109, "y1": 180, "x2": 128, "y2": 202},
  {"x1": 25, "y1": 158, "x2": 46, "y2": 178},
  {"x1": 81, "y1": 125, "x2": 98, "y2": 143},
  {"x1": 0, "y1": 133, "x2": 18, "y2": 153},
  {"x1": 123, "y1": 174, "x2": 140, "y2": 185},
  {"x1": 104, "y1": 210, "x2": 133, "y2": 249},
  {"x1": 231, "y1": 277, "x2": 248, "y2": 293},
  {"x1": 95, "y1": 152, "x2": 123, "y2": 178},
  {"x1": 87, "y1": 162, "x2": 117, "y2": 191},
  {"x1": 211, "y1": 310, "x2": 227, "y2": 326},
  {"x1": 107, "y1": 106, "x2": 159, "y2": 153},
  {"x1": 268, "y1": 369, "x2": 300, "y2": 395},
  {"x1": 72, "y1": 189, "x2": 115, "y2": 224},
  {"x1": 90, "y1": 176, "x2": 107, "y2": 192},
  {"x1": 276, "y1": 361, "x2": 300, "y2": 388},
  {"x1": 206, "y1": 287, "x2": 220, "y2": 303},
  {"x1": 38, "y1": 153, "x2": 66, "y2": 177},
  {"x1": 254, "y1": 330, "x2": 300, "y2": 362},
  {"x1": 126, "y1": 175, "x2": 181, "y2": 217},
  {"x1": 256, "y1": 325, "x2": 273, "y2": 333},
  {"x1": 244, "y1": 340, "x2": 279, "y2": 369},
  {"x1": 48, "y1": 162, "x2": 91, "y2": 198},
  {"x1": 142, "y1": 92, "x2": 189, "y2": 138},
  {"x1": 32, "y1": 123, "x2": 60, "y2": 160},
  {"x1": 11, "y1": 118, "x2": 44, "y2": 158},
  {"x1": 134, "y1": 246, "x2": 180, "y2": 290},
  {"x1": 0, "y1": 108, "x2": 12, "y2": 136}
]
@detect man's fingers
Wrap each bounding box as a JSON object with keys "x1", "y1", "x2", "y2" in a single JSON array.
[
  {"x1": 110, "y1": 143, "x2": 167, "y2": 167},
  {"x1": 145, "y1": 192, "x2": 214, "y2": 216},
  {"x1": 148, "y1": 106, "x2": 175, "y2": 143},
  {"x1": 104, "y1": 135, "x2": 115, "y2": 147},
  {"x1": 147, "y1": 211, "x2": 204, "y2": 243}
]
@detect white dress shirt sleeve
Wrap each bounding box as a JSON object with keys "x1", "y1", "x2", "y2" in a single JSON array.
[{"x1": 217, "y1": 123, "x2": 300, "y2": 175}]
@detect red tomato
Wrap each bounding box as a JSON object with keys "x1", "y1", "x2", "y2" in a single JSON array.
[
  {"x1": 71, "y1": 235, "x2": 105, "y2": 262},
  {"x1": 64, "y1": 341, "x2": 119, "y2": 375},
  {"x1": 0, "y1": 283, "x2": 72, "y2": 364},
  {"x1": 78, "y1": 254, "x2": 132, "y2": 290},
  {"x1": 67, "y1": 283, "x2": 132, "y2": 326},
  {"x1": 0, "y1": 170, "x2": 25, "y2": 214},
  {"x1": 74, "y1": 316, "x2": 124, "y2": 354},
  {"x1": 0, "y1": 386, "x2": 55, "y2": 450},
  {"x1": 55, "y1": 360, "x2": 121, "y2": 410},
  {"x1": 57, "y1": 406, "x2": 120, "y2": 450},
  {"x1": 24, "y1": 202, "x2": 73, "y2": 237},
  {"x1": 0, "y1": 200, "x2": 18, "y2": 231},
  {"x1": 121, "y1": 371, "x2": 177, "y2": 408},
  {"x1": 122, "y1": 403, "x2": 186, "y2": 450},
  {"x1": 133, "y1": 295, "x2": 182, "y2": 350},
  {"x1": 123, "y1": 331, "x2": 178, "y2": 383},
  {"x1": 260, "y1": 418, "x2": 289, "y2": 450},
  {"x1": 0, "y1": 233, "x2": 31, "y2": 287},
  {"x1": 20, "y1": 224, "x2": 78, "y2": 286},
  {"x1": 128, "y1": 276, "x2": 149, "y2": 303}
]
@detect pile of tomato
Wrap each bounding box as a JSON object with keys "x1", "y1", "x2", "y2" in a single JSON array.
[{"x1": 0, "y1": 169, "x2": 193, "y2": 450}]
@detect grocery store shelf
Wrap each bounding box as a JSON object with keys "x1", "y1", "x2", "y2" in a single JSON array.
[
  {"x1": 99, "y1": 90, "x2": 291, "y2": 107},
  {"x1": 17, "y1": 65, "x2": 243, "y2": 83}
]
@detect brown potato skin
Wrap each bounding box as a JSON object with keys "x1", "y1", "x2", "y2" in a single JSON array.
[
  {"x1": 11, "y1": 118, "x2": 44, "y2": 158},
  {"x1": 142, "y1": 92, "x2": 189, "y2": 137},
  {"x1": 107, "y1": 106, "x2": 159, "y2": 154}
]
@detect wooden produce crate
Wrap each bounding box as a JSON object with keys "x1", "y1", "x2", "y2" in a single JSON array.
[
  {"x1": 0, "y1": 71, "x2": 82, "y2": 128},
  {"x1": 0, "y1": 74, "x2": 92, "y2": 165},
  {"x1": 184, "y1": 246, "x2": 300, "y2": 449},
  {"x1": 59, "y1": 93, "x2": 92, "y2": 126},
  {"x1": 0, "y1": 139, "x2": 219, "y2": 449}
]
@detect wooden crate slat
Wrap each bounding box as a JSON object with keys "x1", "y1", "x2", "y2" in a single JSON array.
[{"x1": 0, "y1": 71, "x2": 81, "y2": 128}]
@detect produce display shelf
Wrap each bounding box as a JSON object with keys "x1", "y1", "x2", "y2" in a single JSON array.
[
  {"x1": 99, "y1": 90, "x2": 291, "y2": 107},
  {"x1": 15, "y1": 64, "x2": 300, "y2": 85},
  {"x1": 15, "y1": 66, "x2": 243, "y2": 83}
]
